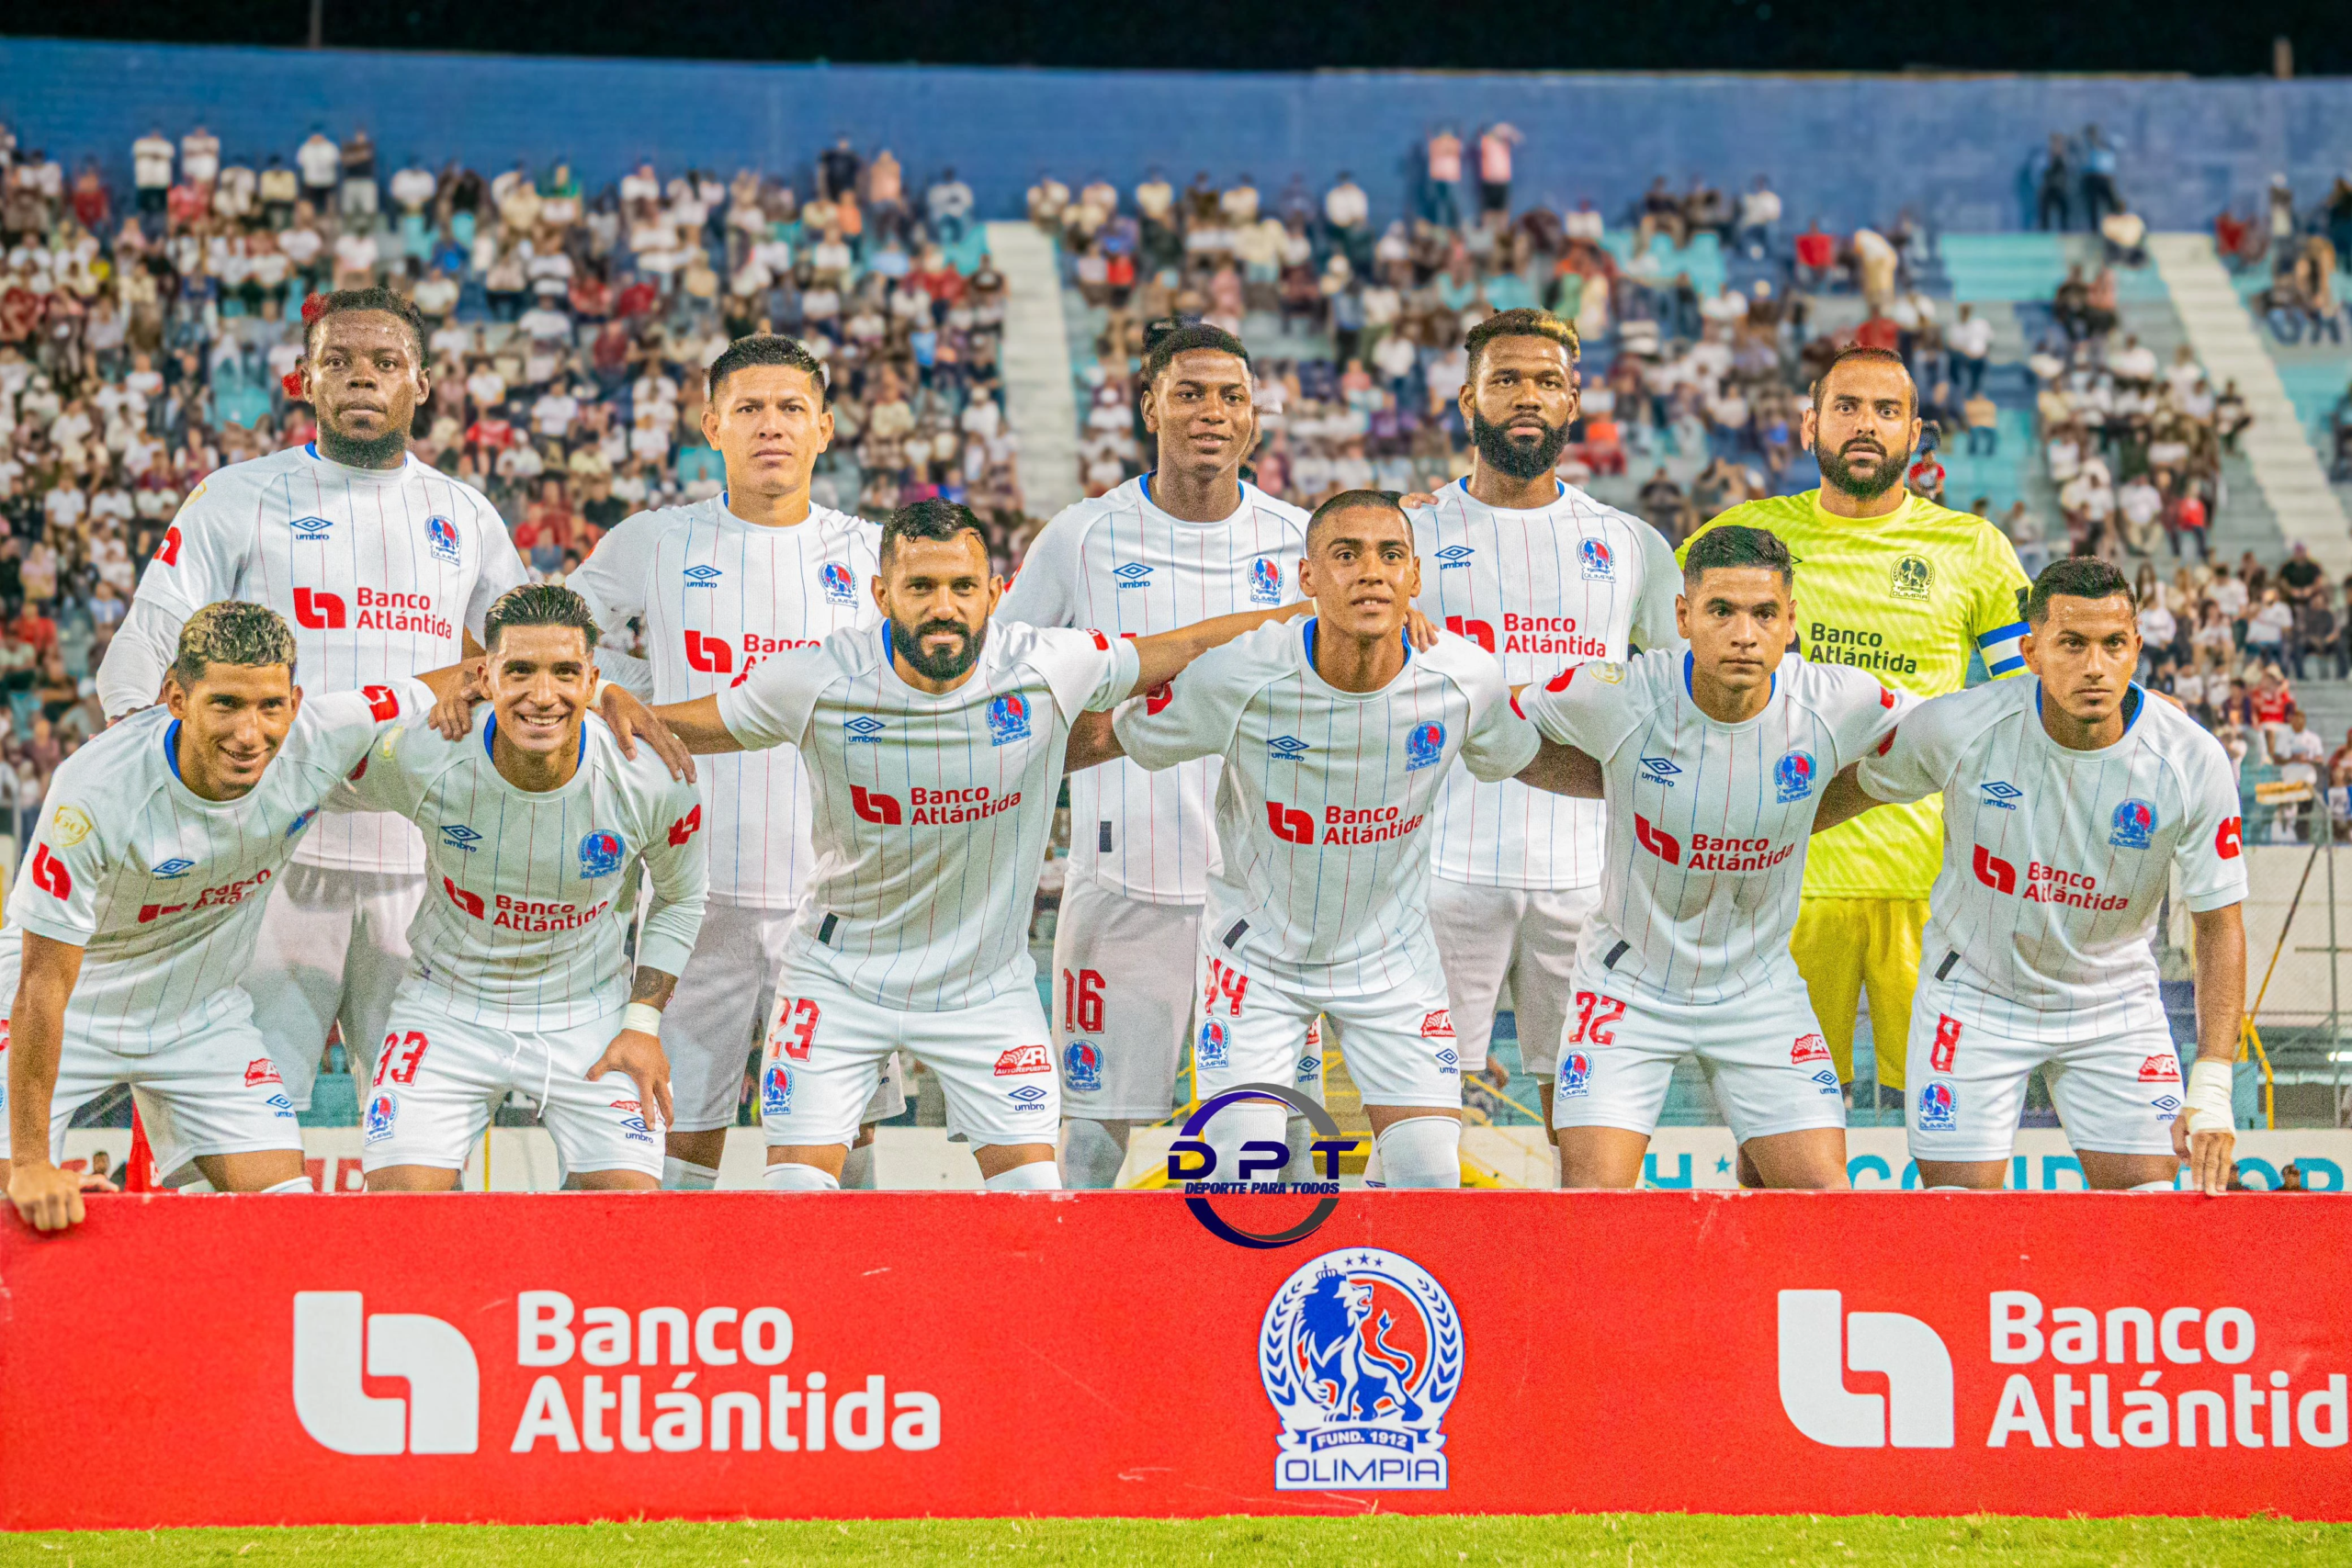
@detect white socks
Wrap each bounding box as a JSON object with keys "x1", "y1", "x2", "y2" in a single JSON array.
[
  {"x1": 1373, "y1": 1117, "x2": 1462, "y2": 1189},
  {"x1": 840, "y1": 1141, "x2": 878, "y2": 1190},
  {"x1": 1062, "y1": 1118, "x2": 1130, "y2": 1190},
  {"x1": 259, "y1": 1177, "x2": 314, "y2": 1195},
  {"x1": 2130, "y1": 1179, "x2": 2179, "y2": 1192},
  {"x1": 763, "y1": 1162, "x2": 841, "y2": 1192},
  {"x1": 984, "y1": 1159, "x2": 1062, "y2": 1192},
  {"x1": 662, "y1": 1156, "x2": 719, "y2": 1191}
]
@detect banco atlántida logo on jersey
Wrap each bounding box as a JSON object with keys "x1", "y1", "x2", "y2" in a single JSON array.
[
  {"x1": 1805, "y1": 620, "x2": 1920, "y2": 677},
  {"x1": 1261, "y1": 1248, "x2": 1461, "y2": 1491}
]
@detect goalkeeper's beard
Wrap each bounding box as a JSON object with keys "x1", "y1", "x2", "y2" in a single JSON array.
[{"x1": 1815, "y1": 433, "x2": 1913, "y2": 502}]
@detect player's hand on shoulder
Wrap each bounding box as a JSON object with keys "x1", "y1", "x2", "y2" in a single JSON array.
[
  {"x1": 9, "y1": 1159, "x2": 115, "y2": 1234},
  {"x1": 428, "y1": 660, "x2": 489, "y2": 741},
  {"x1": 601, "y1": 684, "x2": 695, "y2": 784},
  {"x1": 1405, "y1": 607, "x2": 1440, "y2": 652},
  {"x1": 1396, "y1": 490, "x2": 1441, "y2": 511}
]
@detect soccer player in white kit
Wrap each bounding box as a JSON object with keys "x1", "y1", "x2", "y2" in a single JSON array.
[
  {"x1": 1409, "y1": 310, "x2": 1680, "y2": 1128},
  {"x1": 1832, "y1": 558, "x2": 2248, "y2": 1194},
  {"x1": 648, "y1": 500, "x2": 1306, "y2": 1191},
  {"x1": 1094, "y1": 491, "x2": 1544, "y2": 1189},
  {"x1": 6, "y1": 604, "x2": 445, "y2": 1229},
  {"x1": 94, "y1": 288, "x2": 673, "y2": 1106},
  {"x1": 1515, "y1": 526, "x2": 1911, "y2": 1190},
  {"x1": 354, "y1": 585, "x2": 707, "y2": 1191},
  {"x1": 998, "y1": 320, "x2": 1312, "y2": 1189},
  {"x1": 569, "y1": 334, "x2": 904, "y2": 1192}
]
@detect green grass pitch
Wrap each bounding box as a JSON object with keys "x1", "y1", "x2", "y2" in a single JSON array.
[{"x1": 3, "y1": 1516, "x2": 2347, "y2": 1566}]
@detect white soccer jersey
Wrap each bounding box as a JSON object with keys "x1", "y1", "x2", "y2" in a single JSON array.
[
  {"x1": 341, "y1": 713, "x2": 709, "y2": 1031},
  {"x1": 1522, "y1": 650, "x2": 1908, "y2": 1004},
  {"x1": 0, "y1": 682, "x2": 430, "y2": 1051},
  {"x1": 717, "y1": 618, "x2": 1140, "y2": 1011},
  {"x1": 1114, "y1": 619, "x2": 1539, "y2": 998},
  {"x1": 1859, "y1": 678, "x2": 2247, "y2": 1032},
  {"x1": 99, "y1": 442, "x2": 528, "y2": 874},
  {"x1": 569, "y1": 497, "x2": 881, "y2": 908},
  {"x1": 1413, "y1": 478, "x2": 1681, "y2": 891},
  {"x1": 1000, "y1": 475, "x2": 1308, "y2": 905}
]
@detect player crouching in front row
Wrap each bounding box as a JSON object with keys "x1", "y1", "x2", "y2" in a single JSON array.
[
  {"x1": 6, "y1": 604, "x2": 463, "y2": 1230},
  {"x1": 1818, "y1": 557, "x2": 2247, "y2": 1195},
  {"x1": 1513, "y1": 525, "x2": 1914, "y2": 1190}
]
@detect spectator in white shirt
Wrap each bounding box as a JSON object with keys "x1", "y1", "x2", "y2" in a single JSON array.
[
  {"x1": 296, "y1": 129, "x2": 342, "y2": 204},
  {"x1": 390, "y1": 160, "x2": 437, "y2": 214},
  {"x1": 2117, "y1": 474, "x2": 2164, "y2": 554},
  {"x1": 131, "y1": 129, "x2": 174, "y2": 213},
  {"x1": 1945, "y1": 303, "x2": 1995, "y2": 395},
  {"x1": 179, "y1": 126, "x2": 220, "y2": 188},
  {"x1": 1735, "y1": 175, "x2": 1781, "y2": 256},
  {"x1": 2245, "y1": 588, "x2": 2295, "y2": 658}
]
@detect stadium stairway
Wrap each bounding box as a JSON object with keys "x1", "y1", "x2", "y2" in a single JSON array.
[
  {"x1": 2150, "y1": 233, "x2": 2352, "y2": 578},
  {"x1": 988, "y1": 221, "x2": 1084, "y2": 519}
]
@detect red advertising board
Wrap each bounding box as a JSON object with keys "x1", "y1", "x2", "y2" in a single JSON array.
[{"x1": 3, "y1": 1190, "x2": 2347, "y2": 1528}]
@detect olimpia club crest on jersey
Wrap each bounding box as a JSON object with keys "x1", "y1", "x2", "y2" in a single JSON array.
[
  {"x1": 1892, "y1": 553, "x2": 1932, "y2": 601},
  {"x1": 820, "y1": 562, "x2": 858, "y2": 604},
  {"x1": 1578, "y1": 537, "x2": 1613, "y2": 581},
  {"x1": 1062, "y1": 1040, "x2": 1103, "y2": 1093},
  {"x1": 2109, "y1": 798, "x2": 2157, "y2": 850},
  {"x1": 987, "y1": 693, "x2": 1033, "y2": 746},
  {"x1": 425, "y1": 514, "x2": 461, "y2": 564},
  {"x1": 579, "y1": 829, "x2": 625, "y2": 878},
  {"x1": 1774, "y1": 750, "x2": 1817, "y2": 803},
  {"x1": 1261, "y1": 1247, "x2": 1461, "y2": 1491},
  {"x1": 1404, "y1": 721, "x2": 1446, "y2": 772},
  {"x1": 1250, "y1": 557, "x2": 1283, "y2": 605}
]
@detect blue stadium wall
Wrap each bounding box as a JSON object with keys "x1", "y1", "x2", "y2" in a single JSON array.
[{"x1": 9, "y1": 38, "x2": 2352, "y2": 234}]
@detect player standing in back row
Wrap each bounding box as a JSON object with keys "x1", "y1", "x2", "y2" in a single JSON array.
[
  {"x1": 95, "y1": 288, "x2": 673, "y2": 1104},
  {"x1": 1829, "y1": 558, "x2": 2247, "y2": 1194},
  {"x1": 1409, "y1": 309, "x2": 1679, "y2": 1129},
  {"x1": 999, "y1": 320, "x2": 1310, "y2": 1189},
  {"x1": 1681, "y1": 346, "x2": 2030, "y2": 1105},
  {"x1": 570, "y1": 334, "x2": 903, "y2": 1192}
]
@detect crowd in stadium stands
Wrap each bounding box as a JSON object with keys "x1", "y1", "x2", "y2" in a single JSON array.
[
  {"x1": 0, "y1": 121, "x2": 1024, "y2": 829},
  {"x1": 3, "y1": 117, "x2": 2352, "y2": 848}
]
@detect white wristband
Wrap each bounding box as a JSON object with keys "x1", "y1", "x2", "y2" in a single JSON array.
[
  {"x1": 2185, "y1": 1058, "x2": 2234, "y2": 1135},
  {"x1": 622, "y1": 1002, "x2": 663, "y2": 1038}
]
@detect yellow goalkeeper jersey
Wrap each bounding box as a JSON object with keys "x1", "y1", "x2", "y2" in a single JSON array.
[{"x1": 1679, "y1": 488, "x2": 2032, "y2": 900}]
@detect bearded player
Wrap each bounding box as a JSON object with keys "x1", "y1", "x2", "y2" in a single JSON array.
[
  {"x1": 1087, "y1": 491, "x2": 1544, "y2": 1190},
  {"x1": 1515, "y1": 526, "x2": 1912, "y2": 1189},
  {"x1": 1681, "y1": 346, "x2": 2030, "y2": 1106},
  {"x1": 1000, "y1": 319, "x2": 1312, "y2": 1189},
  {"x1": 1824, "y1": 558, "x2": 2247, "y2": 1194},
  {"x1": 645, "y1": 501, "x2": 1305, "y2": 1191},
  {"x1": 569, "y1": 334, "x2": 904, "y2": 1192},
  {"x1": 7, "y1": 604, "x2": 451, "y2": 1229},
  {"x1": 1410, "y1": 309, "x2": 1679, "y2": 1131},
  {"x1": 356, "y1": 585, "x2": 706, "y2": 1191},
  {"x1": 96, "y1": 288, "x2": 679, "y2": 1106}
]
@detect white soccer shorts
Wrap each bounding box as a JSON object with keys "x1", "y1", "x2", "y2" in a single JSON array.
[
  {"x1": 664, "y1": 902, "x2": 906, "y2": 1134},
  {"x1": 0, "y1": 1010, "x2": 301, "y2": 1181},
  {"x1": 1429, "y1": 876, "x2": 1595, "y2": 1079},
  {"x1": 1193, "y1": 947, "x2": 1462, "y2": 1110},
  {"x1": 758, "y1": 961, "x2": 1059, "y2": 1150},
  {"x1": 356, "y1": 996, "x2": 664, "y2": 1180},
  {"x1": 245, "y1": 863, "x2": 423, "y2": 1110},
  {"x1": 1550, "y1": 967, "x2": 1848, "y2": 1145},
  {"x1": 1905, "y1": 972, "x2": 2184, "y2": 1164},
  {"x1": 1052, "y1": 878, "x2": 1203, "y2": 1120}
]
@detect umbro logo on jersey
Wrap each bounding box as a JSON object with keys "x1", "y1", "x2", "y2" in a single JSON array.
[
  {"x1": 1112, "y1": 562, "x2": 1155, "y2": 587},
  {"x1": 842, "y1": 715, "x2": 888, "y2": 742},
  {"x1": 288, "y1": 514, "x2": 334, "y2": 539},
  {"x1": 1434, "y1": 545, "x2": 1475, "y2": 569},
  {"x1": 440, "y1": 824, "x2": 483, "y2": 852},
  {"x1": 682, "y1": 564, "x2": 723, "y2": 587},
  {"x1": 1267, "y1": 736, "x2": 1312, "y2": 761},
  {"x1": 1980, "y1": 781, "x2": 2024, "y2": 810},
  {"x1": 1638, "y1": 755, "x2": 1681, "y2": 786},
  {"x1": 149, "y1": 857, "x2": 195, "y2": 878}
]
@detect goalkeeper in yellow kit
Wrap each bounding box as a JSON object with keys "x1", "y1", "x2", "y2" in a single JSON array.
[{"x1": 1681, "y1": 346, "x2": 2030, "y2": 1101}]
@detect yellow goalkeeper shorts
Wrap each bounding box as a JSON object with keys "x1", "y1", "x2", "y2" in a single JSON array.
[{"x1": 1788, "y1": 897, "x2": 1928, "y2": 1092}]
